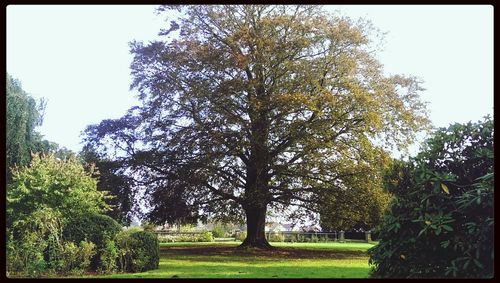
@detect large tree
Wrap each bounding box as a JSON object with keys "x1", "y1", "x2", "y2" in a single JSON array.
[
  {"x1": 6, "y1": 74, "x2": 46, "y2": 179},
  {"x1": 6, "y1": 74, "x2": 75, "y2": 181},
  {"x1": 84, "y1": 5, "x2": 429, "y2": 248},
  {"x1": 79, "y1": 145, "x2": 135, "y2": 225}
]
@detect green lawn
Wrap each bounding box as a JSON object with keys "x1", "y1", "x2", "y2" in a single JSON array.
[{"x1": 101, "y1": 241, "x2": 376, "y2": 279}]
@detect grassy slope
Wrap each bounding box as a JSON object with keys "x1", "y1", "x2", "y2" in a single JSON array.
[{"x1": 102, "y1": 241, "x2": 376, "y2": 279}]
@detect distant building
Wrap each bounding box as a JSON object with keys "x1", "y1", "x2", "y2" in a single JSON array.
[
  {"x1": 265, "y1": 222, "x2": 285, "y2": 232},
  {"x1": 282, "y1": 223, "x2": 300, "y2": 232},
  {"x1": 301, "y1": 224, "x2": 322, "y2": 232},
  {"x1": 265, "y1": 222, "x2": 301, "y2": 232}
]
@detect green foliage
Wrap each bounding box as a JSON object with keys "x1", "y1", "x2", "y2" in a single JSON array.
[
  {"x1": 6, "y1": 153, "x2": 116, "y2": 277},
  {"x1": 296, "y1": 234, "x2": 306, "y2": 243},
  {"x1": 6, "y1": 207, "x2": 97, "y2": 277},
  {"x1": 211, "y1": 226, "x2": 225, "y2": 238},
  {"x1": 79, "y1": 146, "x2": 134, "y2": 225},
  {"x1": 368, "y1": 117, "x2": 494, "y2": 278},
  {"x1": 157, "y1": 232, "x2": 214, "y2": 243},
  {"x1": 310, "y1": 234, "x2": 319, "y2": 243},
  {"x1": 211, "y1": 223, "x2": 230, "y2": 238},
  {"x1": 63, "y1": 213, "x2": 122, "y2": 248},
  {"x1": 116, "y1": 230, "x2": 160, "y2": 273},
  {"x1": 6, "y1": 74, "x2": 45, "y2": 177},
  {"x1": 63, "y1": 213, "x2": 122, "y2": 270},
  {"x1": 78, "y1": 240, "x2": 97, "y2": 272},
  {"x1": 130, "y1": 231, "x2": 160, "y2": 271},
  {"x1": 6, "y1": 74, "x2": 75, "y2": 182},
  {"x1": 45, "y1": 233, "x2": 65, "y2": 271},
  {"x1": 7, "y1": 154, "x2": 111, "y2": 229},
  {"x1": 319, "y1": 173, "x2": 392, "y2": 231},
  {"x1": 55, "y1": 241, "x2": 79, "y2": 273},
  {"x1": 268, "y1": 233, "x2": 285, "y2": 242},
  {"x1": 282, "y1": 233, "x2": 336, "y2": 243},
  {"x1": 178, "y1": 224, "x2": 196, "y2": 232},
  {"x1": 115, "y1": 229, "x2": 136, "y2": 272},
  {"x1": 235, "y1": 232, "x2": 247, "y2": 242},
  {"x1": 98, "y1": 239, "x2": 119, "y2": 274},
  {"x1": 6, "y1": 207, "x2": 60, "y2": 277},
  {"x1": 141, "y1": 222, "x2": 156, "y2": 232},
  {"x1": 200, "y1": 231, "x2": 214, "y2": 242}
]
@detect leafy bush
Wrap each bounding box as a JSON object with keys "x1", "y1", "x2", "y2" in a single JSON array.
[
  {"x1": 131, "y1": 231, "x2": 160, "y2": 271},
  {"x1": 176, "y1": 235, "x2": 192, "y2": 242},
  {"x1": 141, "y1": 222, "x2": 156, "y2": 232},
  {"x1": 268, "y1": 233, "x2": 285, "y2": 242},
  {"x1": 77, "y1": 240, "x2": 97, "y2": 272},
  {"x1": 368, "y1": 117, "x2": 494, "y2": 278},
  {"x1": 296, "y1": 234, "x2": 306, "y2": 243},
  {"x1": 157, "y1": 232, "x2": 214, "y2": 243},
  {"x1": 98, "y1": 239, "x2": 118, "y2": 274},
  {"x1": 57, "y1": 241, "x2": 79, "y2": 273},
  {"x1": 235, "y1": 232, "x2": 247, "y2": 242},
  {"x1": 116, "y1": 230, "x2": 159, "y2": 272},
  {"x1": 115, "y1": 229, "x2": 135, "y2": 272},
  {"x1": 157, "y1": 234, "x2": 177, "y2": 243},
  {"x1": 310, "y1": 234, "x2": 319, "y2": 243},
  {"x1": 7, "y1": 207, "x2": 62, "y2": 277},
  {"x1": 211, "y1": 224, "x2": 226, "y2": 238},
  {"x1": 284, "y1": 233, "x2": 301, "y2": 243},
  {"x1": 63, "y1": 213, "x2": 122, "y2": 270},
  {"x1": 50, "y1": 240, "x2": 96, "y2": 275},
  {"x1": 6, "y1": 206, "x2": 99, "y2": 277},
  {"x1": 199, "y1": 231, "x2": 214, "y2": 242},
  {"x1": 45, "y1": 233, "x2": 66, "y2": 272},
  {"x1": 7, "y1": 154, "x2": 110, "y2": 229},
  {"x1": 6, "y1": 153, "x2": 114, "y2": 277}
]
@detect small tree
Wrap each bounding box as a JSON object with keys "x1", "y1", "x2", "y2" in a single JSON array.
[
  {"x1": 6, "y1": 154, "x2": 114, "y2": 276},
  {"x1": 368, "y1": 117, "x2": 494, "y2": 278},
  {"x1": 7, "y1": 153, "x2": 112, "y2": 232}
]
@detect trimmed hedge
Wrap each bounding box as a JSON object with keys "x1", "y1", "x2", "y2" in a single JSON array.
[
  {"x1": 130, "y1": 231, "x2": 159, "y2": 271},
  {"x1": 116, "y1": 230, "x2": 159, "y2": 272},
  {"x1": 63, "y1": 213, "x2": 122, "y2": 270}
]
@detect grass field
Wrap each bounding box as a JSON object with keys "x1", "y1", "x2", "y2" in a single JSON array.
[{"x1": 101, "y1": 241, "x2": 376, "y2": 279}]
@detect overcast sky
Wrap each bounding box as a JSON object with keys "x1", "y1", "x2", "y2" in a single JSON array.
[{"x1": 7, "y1": 5, "x2": 494, "y2": 154}]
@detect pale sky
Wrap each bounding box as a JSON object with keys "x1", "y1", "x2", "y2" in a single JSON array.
[{"x1": 6, "y1": 5, "x2": 494, "y2": 154}]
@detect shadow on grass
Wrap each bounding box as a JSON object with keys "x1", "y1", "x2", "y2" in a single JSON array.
[
  {"x1": 96, "y1": 244, "x2": 373, "y2": 278},
  {"x1": 161, "y1": 245, "x2": 368, "y2": 260}
]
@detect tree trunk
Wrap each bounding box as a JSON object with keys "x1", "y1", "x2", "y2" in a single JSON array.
[
  {"x1": 238, "y1": 205, "x2": 273, "y2": 249},
  {"x1": 240, "y1": 79, "x2": 272, "y2": 250}
]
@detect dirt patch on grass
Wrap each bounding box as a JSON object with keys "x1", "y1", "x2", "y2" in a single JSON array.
[{"x1": 161, "y1": 245, "x2": 367, "y2": 259}]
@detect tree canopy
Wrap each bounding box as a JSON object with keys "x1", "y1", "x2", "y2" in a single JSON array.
[
  {"x1": 84, "y1": 5, "x2": 429, "y2": 248},
  {"x1": 319, "y1": 169, "x2": 391, "y2": 231},
  {"x1": 79, "y1": 146, "x2": 135, "y2": 225},
  {"x1": 6, "y1": 74, "x2": 45, "y2": 177},
  {"x1": 6, "y1": 73, "x2": 75, "y2": 181}
]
